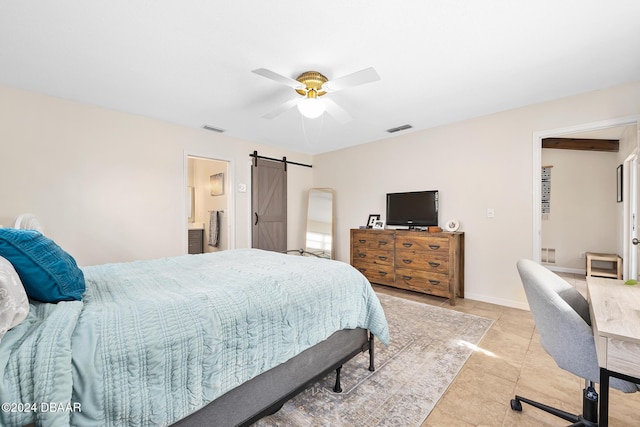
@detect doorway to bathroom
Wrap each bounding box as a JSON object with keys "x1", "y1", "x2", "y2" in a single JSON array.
[{"x1": 187, "y1": 155, "x2": 230, "y2": 253}]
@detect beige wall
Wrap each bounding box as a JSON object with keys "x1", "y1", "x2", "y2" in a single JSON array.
[
  {"x1": 2, "y1": 81, "x2": 639, "y2": 308},
  {"x1": 312, "y1": 81, "x2": 640, "y2": 309},
  {"x1": 0, "y1": 85, "x2": 313, "y2": 266},
  {"x1": 541, "y1": 149, "x2": 618, "y2": 270}
]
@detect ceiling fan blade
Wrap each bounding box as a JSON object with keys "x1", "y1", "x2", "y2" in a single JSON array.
[
  {"x1": 322, "y1": 67, "x2": 380, "y2": 92},
  {"x1": 261, "y1": 98, "x2": 300, "y2": 119},
  {"x1": 252, "y1": 68, "x2": 306, "y2": 90},
  {"x1": 323, "y1": 98, "x2": 352, "y2": 124}
]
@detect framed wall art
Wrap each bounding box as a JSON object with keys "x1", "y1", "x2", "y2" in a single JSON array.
[{"x1": 210, "y1": 173, "x2": 224, "y2": 196}]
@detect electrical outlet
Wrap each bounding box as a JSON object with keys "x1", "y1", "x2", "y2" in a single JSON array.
[{"x1": 486, "y1": 208, "x2": 495, "y2": 218}]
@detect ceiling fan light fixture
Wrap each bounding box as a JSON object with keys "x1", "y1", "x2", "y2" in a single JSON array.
[
  {"x1": 253, "y1": 67, "x2": 378, "y2": 122},
  {"x1": 297, "y1": 97, "x2": 325, "y2": 119}
]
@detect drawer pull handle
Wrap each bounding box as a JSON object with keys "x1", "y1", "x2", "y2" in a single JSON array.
[
  {"x1": 378, "y1": 256, "x2": 387, "y2": 261},
  {"x1": 379, "y1": 241, "x2": 388, "y2": 246},
  {"x1": 358, "y1": 268, "x2": 367, "y2": 273},
  {"x1": 402, "y1": 243, "x2": 413, "y2": 248},
  {"x1": 428, "y1": 245, "x2": 441, "y2": 250},
  {"x1": 402, "y1": 259, "x2": 412, "y2": 264},
  {"x1": 428, "y1": 279, "x2": 441, "y2": 285},
  {"x1": 359, "y1": 239, "x2": 366, "y2": 244},
  {"x1": 428, "y1": 261, "x2": 441, "y2": 268},
  {"x1": 402, "y1": 275, "x2": 412, "y2": 281},
  {"x1": 358, "y1": 253, "x2": 366, "y2": 258},
  {"x1": 378, "y1": 271, "x2": 387, "y2": 276}
]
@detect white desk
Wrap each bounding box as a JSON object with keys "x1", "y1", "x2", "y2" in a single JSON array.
[{"x1": 586, "y1": 277, "x2": 640, "y2": 426}]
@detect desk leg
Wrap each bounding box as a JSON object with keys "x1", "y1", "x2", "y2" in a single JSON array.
[
  {"x1": 599, "y1": 368, "x2": 610, "y2": 427},
  {"x1": 598, "y1": 368, "x2": 640, "y2": 427}
]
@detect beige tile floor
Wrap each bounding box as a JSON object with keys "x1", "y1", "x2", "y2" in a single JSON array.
[{"x1": 372, "y1": 272, "x2": 640, "y2": 427}]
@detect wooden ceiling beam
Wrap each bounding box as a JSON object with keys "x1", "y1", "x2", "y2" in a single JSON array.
[{"x1": 542, "y1": 138, "x2": 619, "y2": 152}]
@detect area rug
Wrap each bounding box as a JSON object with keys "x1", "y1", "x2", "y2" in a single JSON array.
[{"x1": 255, "y1": 292, "x2": 494, "y2": 426}]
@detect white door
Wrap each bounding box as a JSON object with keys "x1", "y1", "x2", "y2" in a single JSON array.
[
  {"x1": 627, "y1": 151, "x2": 639, "y2": 281},
  {"x1": 622, "y1": 153, "x2": 639, "y2": 279}
]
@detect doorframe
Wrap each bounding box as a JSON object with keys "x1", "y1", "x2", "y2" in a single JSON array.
[
  {"x1": 623, "y1": 149, "x2": 639, "y2": 280},
  {"x1": 532, "y1": 115, "x2": 639, "y2": 266},
  {"x1": 183, "y1": 151, "x2": 236, "y2": 252}
]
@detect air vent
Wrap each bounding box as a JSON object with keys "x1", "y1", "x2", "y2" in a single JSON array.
[
  {"x1": 202, "y1": 125, "x2": 225, "y2": 133},
  {"x1": 541, "y1": 248, "x2": 556, "y2": 264},
  {"x1": 386, "y1": 124, "x2": 412, "y2": 133}
]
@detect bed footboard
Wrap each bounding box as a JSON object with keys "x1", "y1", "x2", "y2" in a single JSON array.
[{"x1": 172, "y1": 328, "x2": 373, "y2": 427}]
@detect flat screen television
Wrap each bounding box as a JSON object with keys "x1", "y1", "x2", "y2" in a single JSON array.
[{"x1": 386, "y1": 190, "x2": 438, "y2": 228}]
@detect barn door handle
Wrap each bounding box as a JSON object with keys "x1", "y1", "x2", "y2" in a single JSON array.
[{"x1": 254, "y1": 212, "x2": 259, "y2": 225}]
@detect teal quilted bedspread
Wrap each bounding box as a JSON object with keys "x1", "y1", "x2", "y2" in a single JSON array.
[{"x1": 0, "y1": 249, "x2": 388, "y2": 426}]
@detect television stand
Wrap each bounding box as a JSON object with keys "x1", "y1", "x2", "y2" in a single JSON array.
[{"x1": 350, "y1": 229, "x2": 464, "y2": 305}]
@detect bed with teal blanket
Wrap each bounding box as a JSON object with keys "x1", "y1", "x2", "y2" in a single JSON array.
[{"x1": 0, "y1": 248, "x2": 389, "y2": 427}]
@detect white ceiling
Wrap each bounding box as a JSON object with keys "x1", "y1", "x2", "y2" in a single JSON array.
[{"x1": 1, "y1": 1, "x2": 639, "y2": 155}]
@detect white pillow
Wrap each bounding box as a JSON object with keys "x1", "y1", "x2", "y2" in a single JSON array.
[{"x1": 0, "y1": 255, "x2": 29, "y2": 341}]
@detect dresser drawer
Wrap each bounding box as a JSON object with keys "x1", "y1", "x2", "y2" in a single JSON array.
[
  {"x1": 352, "y1": 230, "x2": 394, "y2": 250},
  {"x1": 395, "y1": 268, "x2": 450, "y2": 297},
  {"x1": 395, "y1": 251, "x2": 449, "y2": 274},
  {"x1": 352, "y1": 248, "x2": 394, "y2": 266},
  {"x1": 352, "y1": 260, "x2": 395, "y2": 285},
  {"x1": 395, "y1": 236, "x2": 449, "y2": 253}
]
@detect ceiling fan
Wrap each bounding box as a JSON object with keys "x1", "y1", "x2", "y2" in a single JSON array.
[{"x1": 251, "y1": 67, "x2": 380, "y2": 123}]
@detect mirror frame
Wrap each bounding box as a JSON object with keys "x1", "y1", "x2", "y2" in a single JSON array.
[
  {"x1": 187, "y1": 186, "x2": 195, "y2": 223},
  {"x1": 305, "y1": 188, "x2": 335, "y2": 259}
]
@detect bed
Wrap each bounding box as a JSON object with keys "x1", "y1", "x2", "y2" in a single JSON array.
[{"x1": 0, "y1": 230, "x2": 389, "y2": 427}]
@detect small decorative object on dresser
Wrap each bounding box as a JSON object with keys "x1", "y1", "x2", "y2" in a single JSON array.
[
  {"x1": 372, "y1": 219, "x2": 385, "y2": 229},
  {"x1": 366, "y1": 214, "x2": 380, "y2": 228},
  {"x1": 445, "y1": 219, "x2": 460, "y2": 232},
  {"x1": 350, "y1": 228, "x2": 464, "y2": 305}
]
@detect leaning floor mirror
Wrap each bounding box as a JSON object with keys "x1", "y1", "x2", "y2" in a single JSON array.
[{"x1": 305, "y1": 188, "x2": 335, "y2": 259}]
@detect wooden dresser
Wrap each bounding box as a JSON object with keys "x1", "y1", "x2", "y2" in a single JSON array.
[{"x1": 350, "y1": 228, "x2": 464, "y2": 305}]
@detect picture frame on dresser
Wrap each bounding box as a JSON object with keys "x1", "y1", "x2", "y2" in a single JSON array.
[
  {"x1": 367, "y1": 214, "x2": 380, "y2": 228},
  {"x1": 372, "y1": 220, "x2": 385, "y2": 229}
]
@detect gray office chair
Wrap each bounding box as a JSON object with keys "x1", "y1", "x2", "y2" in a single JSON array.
[{"x1": 512, "y1": 259, "x2": 639, "y2": 426}]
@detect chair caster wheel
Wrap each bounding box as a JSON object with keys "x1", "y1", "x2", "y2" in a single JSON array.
[{"x1": 510, "y1": 399, "x2": 522, "y2": 412}]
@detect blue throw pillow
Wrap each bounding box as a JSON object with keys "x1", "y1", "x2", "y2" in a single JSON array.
[{"x1": 0, "y1": 229, "x2": 85, "y2": 302}]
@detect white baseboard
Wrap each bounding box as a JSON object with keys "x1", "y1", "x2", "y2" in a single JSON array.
[
  {"x1": 545, "y1": 265, "x2": 586, "y2": 275},
  {"x1": 464, "y1": 292, "x2": 530, "y2": 311},
  {"x1": 464, "y1": 266, "x2": 586, "y2": 312}
]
